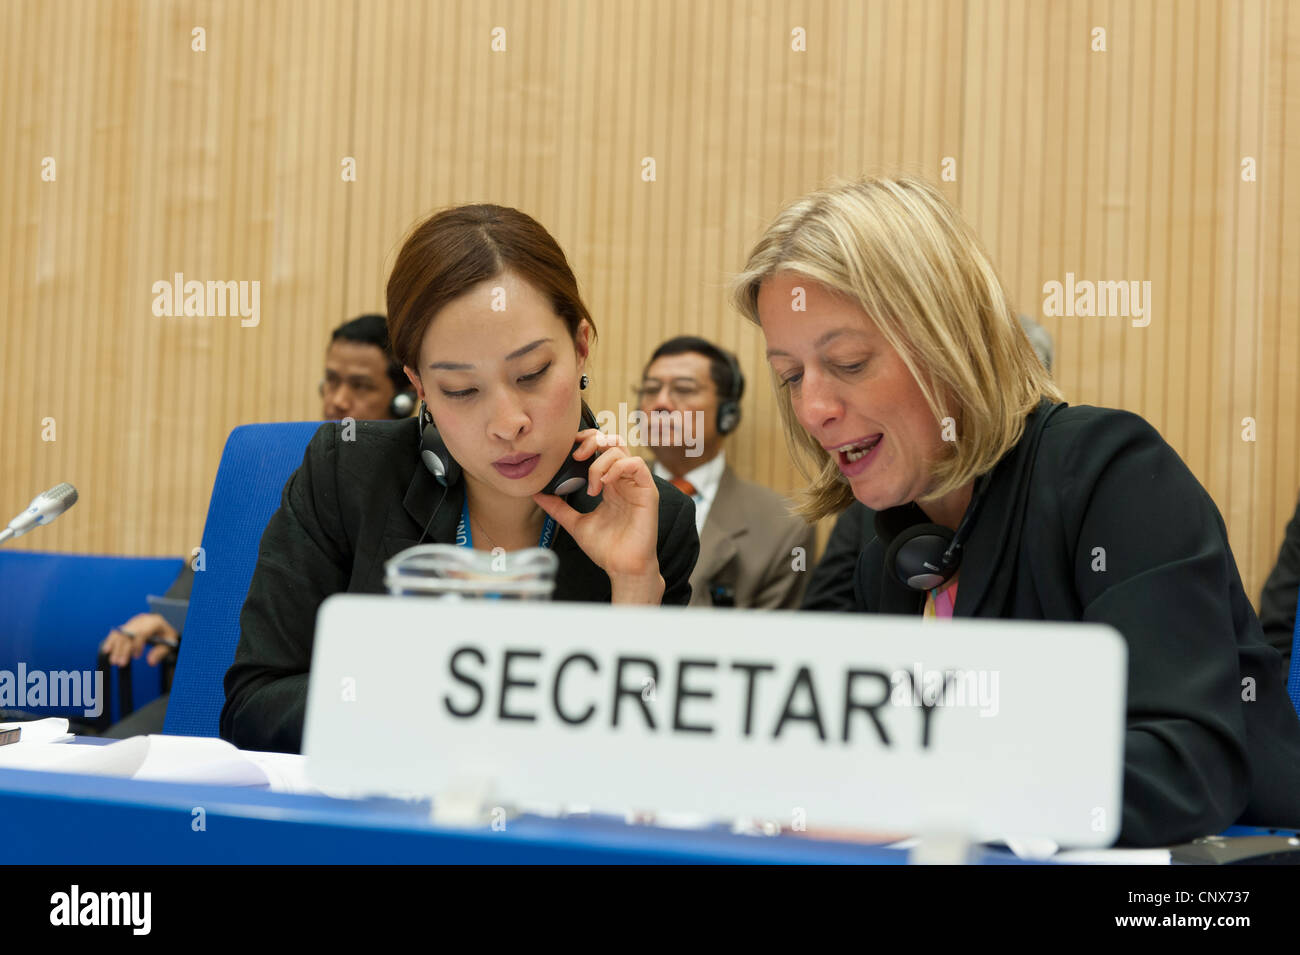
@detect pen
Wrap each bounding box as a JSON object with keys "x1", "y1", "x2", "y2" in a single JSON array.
[{"x1": 110, "y1": 627, "x2": 179, "y2": 650}]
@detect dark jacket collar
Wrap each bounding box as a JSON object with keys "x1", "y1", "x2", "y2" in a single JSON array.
[{"x1": 401, "y1": 463, "x2": 461, "y2": 545}]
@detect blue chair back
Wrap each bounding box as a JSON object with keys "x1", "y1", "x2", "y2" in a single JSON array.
[
  {"x1": 163, "y1": 422, "x2": 320, "y2": 737},
  {"x1": 1289, "y1": 588, "x2": 1300, "y2": 717},
  {"x1": 0, "y1": 551, "x2": 184, "y2": 723}
]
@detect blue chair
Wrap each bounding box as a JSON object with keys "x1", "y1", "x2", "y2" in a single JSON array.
[
  {"x1": 163, "y1": 422, "x2": 321, "y2": 738},
  {"x1": 1288, "y1": 588, "x2": 1300, "y2": 717},
  {"x1": 0, "y1": 551, "x2": 184, "y2": 724}
]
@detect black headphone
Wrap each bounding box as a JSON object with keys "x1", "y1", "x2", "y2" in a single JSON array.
[
  {"x1": 874, "y1": 401, "x2": 1064, "y2": 594},
  {"x1": 714, "y1": 349, "x2": 744, "y2": 436},
  {"x1": 419, "y1": 399, "x2": 601, "y2": 496},
  {"x1": 881, "y1": 472, "x2": 992, "y2": 591},
  {"x1": 318, "y1": 380, "x2": 416, "y2": 420}
]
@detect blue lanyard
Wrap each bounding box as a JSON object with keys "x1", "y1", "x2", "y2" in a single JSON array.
[{"x1": 456, "y1": 497, "x2": 556, "y2": 550}]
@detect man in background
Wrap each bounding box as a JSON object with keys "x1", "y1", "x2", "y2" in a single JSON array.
[
  {"x1": 637, "y1": 336, "x2": 814, "y2": 609},
  {"x1": 320, "y1": 313, "x2": 416, "y2": 421}
]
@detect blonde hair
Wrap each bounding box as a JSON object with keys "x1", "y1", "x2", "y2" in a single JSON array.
[{"x1": 731, "y1": 175, "x2": 1062, "y2": 521}]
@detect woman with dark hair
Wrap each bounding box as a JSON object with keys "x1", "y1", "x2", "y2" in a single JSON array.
[{"x1": 221, "y1": 205, "x2": 699, "y2": 754}]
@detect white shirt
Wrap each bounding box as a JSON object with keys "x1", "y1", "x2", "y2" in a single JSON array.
[{"x1": 653, "y1": 451, "x2": 726, "y2": 537}]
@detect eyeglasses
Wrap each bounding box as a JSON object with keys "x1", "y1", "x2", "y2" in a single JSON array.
[{"x1": 633, "y1": 378, "x2": 710, "y2": 403}]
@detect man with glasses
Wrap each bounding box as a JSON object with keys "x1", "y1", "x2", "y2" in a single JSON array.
[{"x1": 636, "y1": 336, "x2": 815, "y2": 608}]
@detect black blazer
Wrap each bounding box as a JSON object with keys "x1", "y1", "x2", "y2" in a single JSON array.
[
  {"x1": 855, "y1": 401, "x2": 1300, "y2": 847},
  {"x1": 220, "y1": 418, "x2": 700, "y2": 754},
  {"x1": 802, "y1": 501, "x2": 875, "y2": 612}
]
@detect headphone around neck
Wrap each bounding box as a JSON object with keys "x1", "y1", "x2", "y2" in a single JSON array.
[
  {"x1": 881, "y1": 471, "x2": 992, "y2": 591},
  {"x1": 876, "y1": 400, "x2": 1064, "y2": 594}
]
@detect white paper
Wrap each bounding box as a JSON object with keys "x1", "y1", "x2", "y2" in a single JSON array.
[
  {"x1": 133, "y1": 735, "x2": 269, "y2": 787},
  {"x1": 0, "y1": 718, "x2": 73, "y2": 744},
  {"x1": 0, "y1": 735, "x2": 150, "y2": 776},
  {"x1": 0, "y1": 732, "x2": 316, "y2": 791},
  {"x1": 242, "y1": 750, "x2": 322, "y2": 795}
]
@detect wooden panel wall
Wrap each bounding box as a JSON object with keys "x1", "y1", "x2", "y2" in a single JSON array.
[{"x1": 2, "y1": 0, "x2": 1296, "y2": 605}]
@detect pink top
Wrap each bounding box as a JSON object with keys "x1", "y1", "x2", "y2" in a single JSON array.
[{"x1": 923, "y1": 582, "x2": 958, "y2": 619}]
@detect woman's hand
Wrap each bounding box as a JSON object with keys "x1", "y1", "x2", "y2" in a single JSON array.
[{"x1": 533, "y1": 429, "x2": 664, "y2": 604}]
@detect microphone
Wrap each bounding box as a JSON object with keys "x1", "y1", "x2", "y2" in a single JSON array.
[{"x1": 0, "y1": 483, "x2": 79, "y2": 546}]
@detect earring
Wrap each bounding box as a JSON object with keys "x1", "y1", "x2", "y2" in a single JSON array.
[{"x1": 579, "y1": 374, "x2": 589, "y2": 390}]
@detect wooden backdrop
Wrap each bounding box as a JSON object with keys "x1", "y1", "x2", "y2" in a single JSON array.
[{"x1": 2, "y1": 0, "x2": 1297, "y2": 606}]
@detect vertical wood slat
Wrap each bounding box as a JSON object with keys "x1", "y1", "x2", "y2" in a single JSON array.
[
  {"x1": 1259, "y1": 0, "x2": 1300, "y2": 591},
  {"x1": 0, "y1": 0, "x2": 1295, "y2": 605}
]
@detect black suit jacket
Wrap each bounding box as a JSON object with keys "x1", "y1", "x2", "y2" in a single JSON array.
[
  {"x1": 220, "y1": 418, "x2": 700, "y2": 754},
  {"x1": 855, "y1": 401, "x2": 1300, "y2": 847},
  {"x1": 802, "y1": 502, "x2": 876, "y2": 612}
]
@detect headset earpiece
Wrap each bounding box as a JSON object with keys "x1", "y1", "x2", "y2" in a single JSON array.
[
  {"x1": 418, "y1": 401, "x2": 460, "y2": 487},
  {"x1": 390, "y1": 388, "x2": 416, "y2": 419},
  {"x1": 716, "y1": 401, "x2": 741, "y2": 436},
  {"x1": 715, "y1": 350, "x2": 744, "y2": 435},
  {"x1": 540, "y1": 401, "x2": 601, "y2": 497}
]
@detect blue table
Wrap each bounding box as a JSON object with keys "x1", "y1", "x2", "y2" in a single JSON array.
[{"x1": 0, "y1": 764, "x2": 1036, "y2": 864}]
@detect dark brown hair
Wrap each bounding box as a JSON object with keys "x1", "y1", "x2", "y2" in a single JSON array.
[{"x1": 386, "y1": 204, "x2": 596, "y2": 373}]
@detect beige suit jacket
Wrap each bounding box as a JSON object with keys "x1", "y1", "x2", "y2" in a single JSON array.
[{"x1": 688, "y1": 467, "x2": 817, "y2": 609}]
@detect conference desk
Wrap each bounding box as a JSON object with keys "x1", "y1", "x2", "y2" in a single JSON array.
[
  {"x1": 0, "y1": 740, "x2": 1033, "y2": 865},
  {"x1": 4, "y1": 737, "x2": 1288, "y2": 865}
]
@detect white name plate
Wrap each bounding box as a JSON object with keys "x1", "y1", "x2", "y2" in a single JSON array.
[{"x1": 304, "y1": 596, "x2": 1127, "y2": 846}]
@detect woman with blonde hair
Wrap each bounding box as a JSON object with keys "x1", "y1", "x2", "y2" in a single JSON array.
[{"x1": 733, "y1": 175, "x2": 1300, "y2": 847}]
